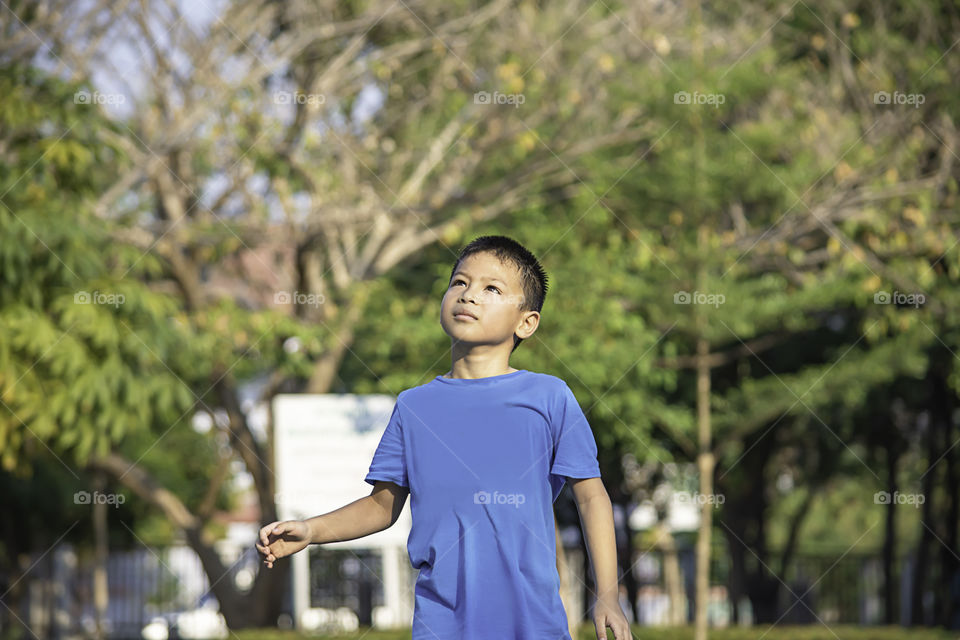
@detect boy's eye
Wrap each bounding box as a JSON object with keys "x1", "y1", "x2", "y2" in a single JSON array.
[{"x1": 451, "y1": 279, "x2": 499, "y2": 293}]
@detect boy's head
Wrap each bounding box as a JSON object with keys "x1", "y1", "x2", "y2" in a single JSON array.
[{"x1": 441, "y1": 235, "x2": 548, "y2": 354}]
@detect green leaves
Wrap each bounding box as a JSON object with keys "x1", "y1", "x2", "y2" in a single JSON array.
[{"x1": 0, "y1": 67, "x2": 203, "y2": 473}]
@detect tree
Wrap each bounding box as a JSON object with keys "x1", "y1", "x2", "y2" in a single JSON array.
[
  {"x1": 4, "y1": 0, "x2": 665, "y2": 628},
  {"x1": 520, "y1": 0, "x2": 958, "y2": 631},
  {"x1": 0, "y1": 54, "x2": 216, "y2": 635}
]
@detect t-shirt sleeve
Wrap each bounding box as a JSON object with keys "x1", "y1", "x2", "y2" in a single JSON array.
[
  {"x1": 549, "y1": 382, "x2": 601, "y2": 480},
  {"x1": 364, "y1": 400, "x2": 408, "y2": 488}
]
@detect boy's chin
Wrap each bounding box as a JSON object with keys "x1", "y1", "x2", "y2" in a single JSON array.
[
  {"x1": 444, "y1": 331, "x2": 483, "y2": 345},
  {"x1": 442, "y1": 323, "x2": 480, "y2": 339}
]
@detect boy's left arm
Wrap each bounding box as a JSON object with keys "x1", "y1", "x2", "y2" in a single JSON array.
[{"x1": 570, "y1": 476, "x2": 632, "y2": 640}]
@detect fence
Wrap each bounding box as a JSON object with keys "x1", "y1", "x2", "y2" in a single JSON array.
[
  {"x1": 0, "y1": 542, "x2": 931, "y2": 638},
  {"x1": 0, "y1": 543, "x2": 246, "y2": 640},
  {"x1": 620, "y1": 546, "x2": 925, "y2": 626}
]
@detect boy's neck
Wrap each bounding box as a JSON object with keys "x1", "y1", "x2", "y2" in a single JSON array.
[{"x1": 442, "y1": 364, "x2": 519, "y2": 379}]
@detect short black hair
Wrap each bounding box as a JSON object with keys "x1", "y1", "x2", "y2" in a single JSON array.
[{"x1": 448, "y1": 235, "x2": 548, "y2": 352}]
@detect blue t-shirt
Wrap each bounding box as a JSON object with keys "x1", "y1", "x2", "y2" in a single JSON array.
[{"x1": 364, "y1": 369, "x2": 602, "y2": 639}]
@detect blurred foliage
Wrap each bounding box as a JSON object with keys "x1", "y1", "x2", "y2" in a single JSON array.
[{"x1": 0, "y1": 63, "x2": 231, "y2": 549}]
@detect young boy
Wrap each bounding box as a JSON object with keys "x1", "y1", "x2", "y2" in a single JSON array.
[{"x1": 257, "y1": 235, "x2": 630, "y2": 639}]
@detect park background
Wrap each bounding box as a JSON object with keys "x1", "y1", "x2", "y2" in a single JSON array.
[{"x1": 1, "y1": 0, "x2": 959, "y2": 638}]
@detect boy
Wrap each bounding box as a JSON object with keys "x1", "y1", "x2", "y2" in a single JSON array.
[{"x1": 257, "y1": 235, "x2": 630, "y2": 639}]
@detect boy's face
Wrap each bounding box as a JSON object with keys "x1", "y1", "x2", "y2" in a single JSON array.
[{"x1": 440, "y1": 251, "x2": 539, "y2": 351}]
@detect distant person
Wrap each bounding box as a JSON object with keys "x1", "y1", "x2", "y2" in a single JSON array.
[{"x1": 257, "y1": 235, "x2": 630, "y2": 639}]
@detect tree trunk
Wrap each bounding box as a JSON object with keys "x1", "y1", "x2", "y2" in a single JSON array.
[
  {"x1": 555, "y1": 513, "x2": 579, "y2": 640},
  {"x1": 88, "y1": 452, "x2": 290, "y2": 629},
  {"x1": 655, "y1": 522, "x2": 687, "y2": 624},
  {"x1": 777, "y1": 490, "x2": 814, "y2": 583},
  {"x1": 932, "y1": 367, "x2": 959, "y2": 627},
  {"x1": 695, "y1": 334, "x2": 714, "y2": 640},
  {"x1": 722, "y1": 427, "x2": 780, "y2": 624},
  {"x1": 911, "y1": 370, "x2": 939, "y2": 625},
  {"x1": 726, "y1": 533, "x2": 745, "y2": 624},
  {"x1": 180, "y1": 526, "x2": 289, "y2": 628},
  {"x1": 607, "y1": 479, "x2": 639, "y2": 624},
  {"x1": 882, "y1": 440, "x2": 899, "y2": 624},
  {"x1": 942, "y1": 420, "x2": 960, "y2": 629}
]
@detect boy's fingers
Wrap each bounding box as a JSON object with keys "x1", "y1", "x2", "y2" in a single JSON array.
[{"x1": 260, "y1": 521, "x2": 280, "y2": 546}]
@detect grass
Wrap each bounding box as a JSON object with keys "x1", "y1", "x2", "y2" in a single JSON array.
[{"x1": 230, "y1": 625, "x2": 959, "y2": 640}]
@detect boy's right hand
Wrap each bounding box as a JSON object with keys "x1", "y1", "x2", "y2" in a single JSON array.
[{"x1": 256, "y1": 520, "x2": 311, "y2": 568}]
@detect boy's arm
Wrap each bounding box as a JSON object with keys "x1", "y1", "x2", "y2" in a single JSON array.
[
  {"x1": 570, "y1": 476, "x2": 631, "y2": 640},
  {"x1": 307, "y1": 480, "x2": 409, "y2": 543},
  {"x1": 257, "y1": 481, "x2": 408, "y2": 568}
]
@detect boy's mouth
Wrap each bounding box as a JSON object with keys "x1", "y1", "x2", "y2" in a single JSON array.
[{"x1": 453, "y1": 309, "x2": 478, "y2": 320}]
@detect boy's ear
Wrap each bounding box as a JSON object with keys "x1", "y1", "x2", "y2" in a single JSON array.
[{"x1": 516, "y1": 310, "x2": 540, "y2": 340}]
